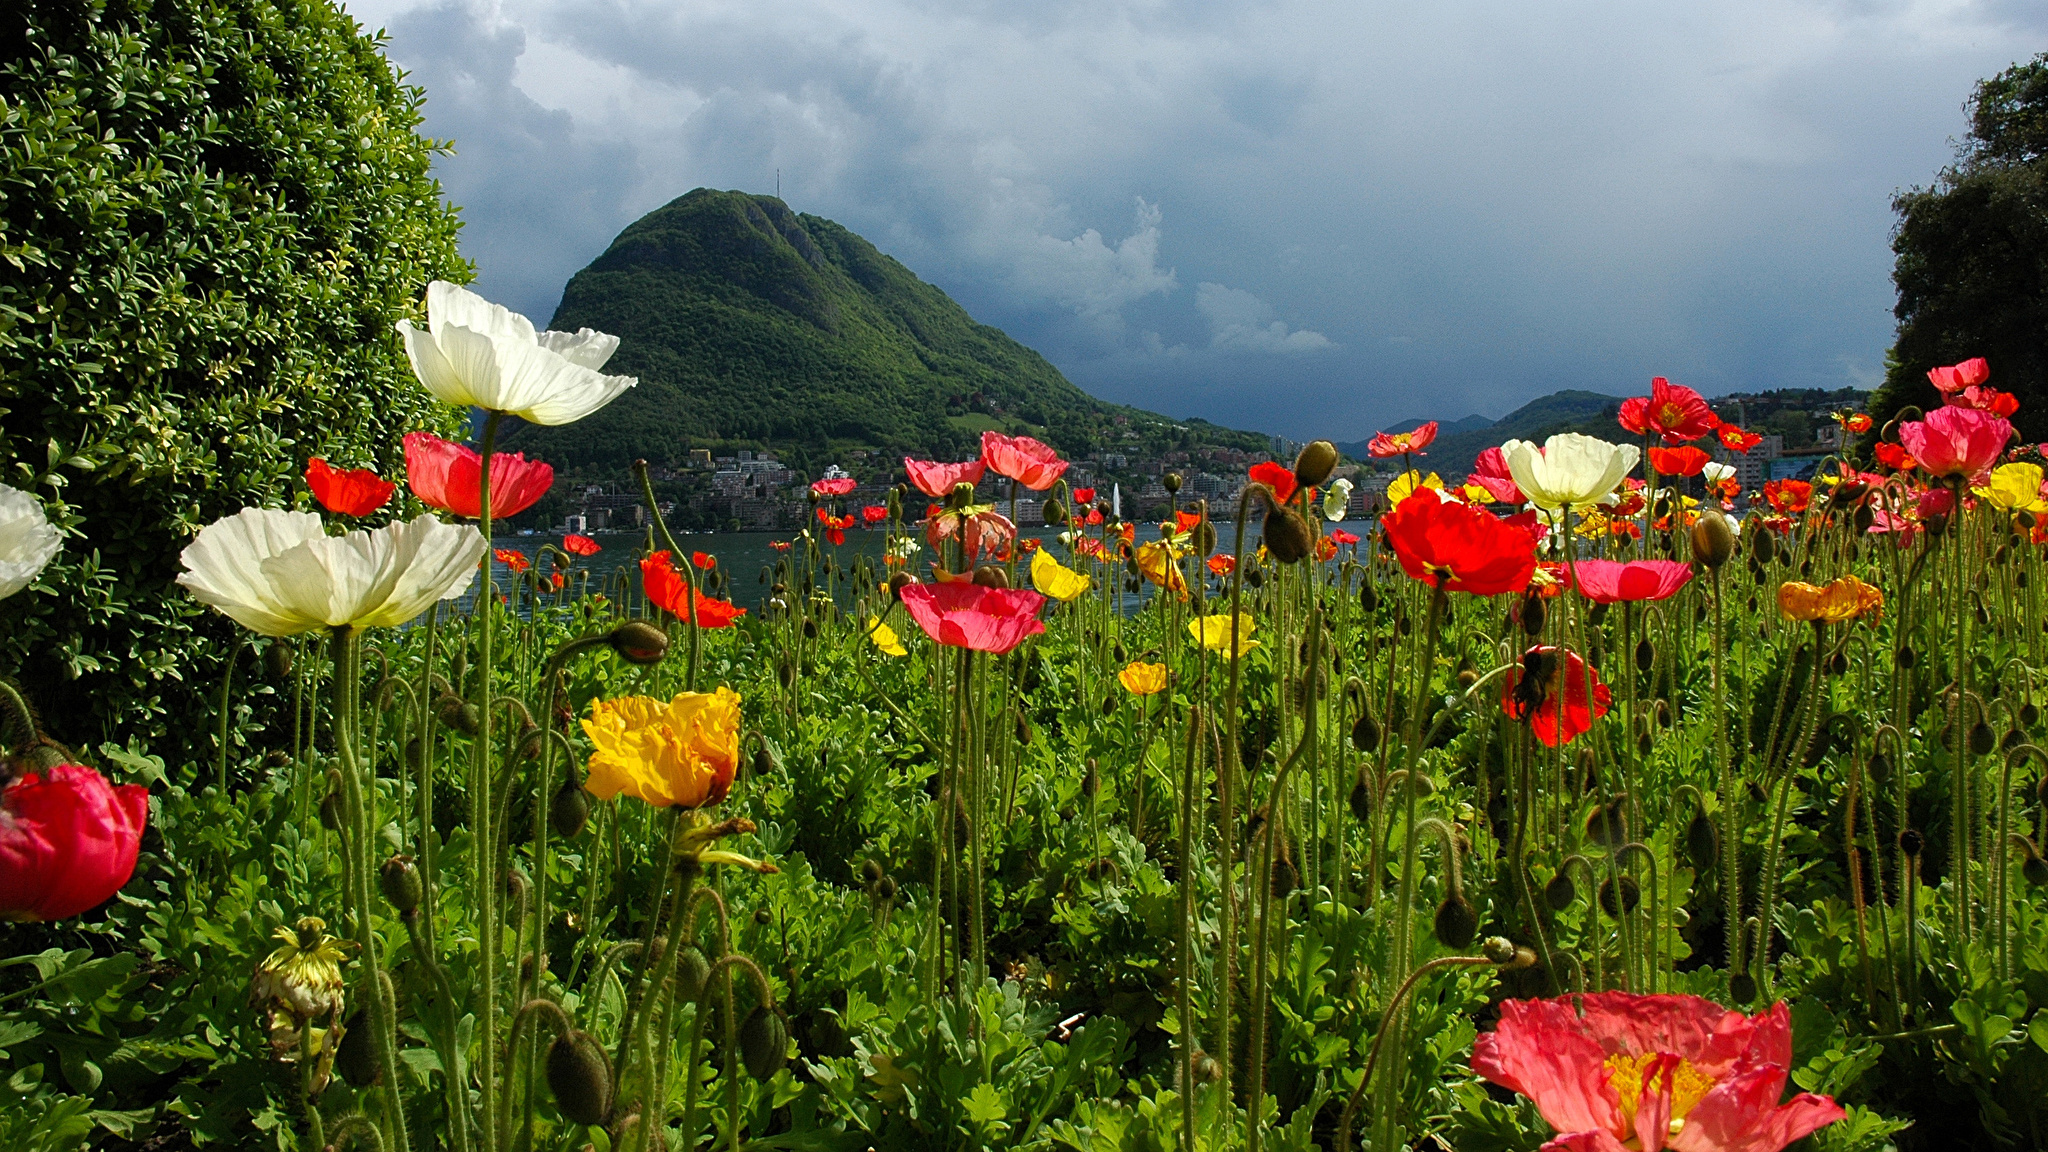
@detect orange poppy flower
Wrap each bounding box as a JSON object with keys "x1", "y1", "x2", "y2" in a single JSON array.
[
  {"x1": 1776, "y1": 575, "x2": 1883, "y2": 623},
  {"x1": 494, "y1": 549, "x2": 530, "y2": 573}
]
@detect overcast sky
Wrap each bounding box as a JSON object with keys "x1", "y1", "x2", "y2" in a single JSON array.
[{"x1": 341, "y1": 0, "x2": 2046, "y2": 442}]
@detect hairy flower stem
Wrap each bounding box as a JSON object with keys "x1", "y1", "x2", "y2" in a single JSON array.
[
  {"x1": 1177, "y1": 705, "x2": 1203, "y2": 1151},
  {"x1": 215, "y1": 635, "x2": 243, "y2": 793},
  {"x1": 1711, "y1": 566, "x2": 1742, "y2": 994},
  {"x1": 1215, "y1": 489, "x2": 1259, "y2": 1130},
  {"x1": 635, "y1": 460, "x2": 700, "y2": 692},
  {"x1": 471, "y1": 410, "x2": 505, "y2": 1150}
]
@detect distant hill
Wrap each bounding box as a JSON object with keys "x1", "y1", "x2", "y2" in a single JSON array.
[
  {"x1": 508, "y1": 189, "x2": 1269, "y2": 474},
  {"x1": 1340, "y1": 390, "x2": 1624, "y2": 477}
]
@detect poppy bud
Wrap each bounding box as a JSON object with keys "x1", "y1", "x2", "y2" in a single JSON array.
[
  {"x1": 1482, "y1": 936, "x2": 1519, "y2": 966},
  {"x1": 1690, "y1": 511, "x2": 1735, "y2": 568},
  {"x1": 1751, "y1": 529, "x2": 1775, "y2": 564},
  {"x1": 876, "y1": 876, "x2": 897, "y2": 901},
  {"x1": 1727, "y1": 971, "x2": 1757, "y2": 1004},
  {"x1": 1244, "y1": 563, "x2": 1264, "y2": 589},
  {"x1": 319, "y1": 788, "x2": 342, "y2": 831},
  {"x1": 608, "y1": 621, "x2": 669, "y2": 665},
  {"x1": 1262, "y1": 504, "x2": 1313, "y2": 564},
  {"x1": 1347, "y1": 777, "x2": 1374, "y2": 824},
  {"x1": 1685, "y1": 810, "x2": 1719, "y2": 870},
  {"x1": 2021, "y1": 841, "x2": 2048, "y2": 888},
  {"x1": 1585, "y1": 800, "x2": 1627, "y2": 848},
  {"x1": 2021, "y1": 703, "x2": 2039, "y2": 728},
  {"x1": 265, "y1": 644, "x2": 294, "y2": 680},
  {"x1": 1164, "y1": 472, "x2": 1182, "y2": 494},
  {"x1": 1358, "y1": 582, "x2": 1378, "y2": 613},
  {"x1": 1270, "y1": 855, "x2": 1299, "y2": 896},
  {"x1": 1520, "y1": 594, "x2": 1546, "y2": 637},
  {"x1": 1826, "y1": 651, "x2": 1847, "y2": 676},
  {"x1": 1634, "y1": 637, "x2": 1655, "y2": 673},
  {"x1": 1923, "y1": 511, "x2": 1949, "y2": 537},
  {"x1": 947, "y1": 481, "x2": 977, "y2": 510},
  {"x1": 861, "y1": 858, "x2": 884, "y2": 886},
  {"x1": 1546, "y1": 870, "x2": 1579, "y2": 911},
  {"x1": 1597, "y1": 875, "x2": 1640, "y2": 917},
  {"x1": 1194, "y1": 520, "x2": 1216, "y2": 555},
  {"x1": 517, "y1": 723, "x2": 545, "y2": 761},
  {"x1": 1898, "y1": 828, "x2": 1923, "y2": 857},
  {"x1": 1043, "y1": 498, "x2": 1067, "y2": 526},
  {"x1": 740, "y1": 1006, "x2": 789, "y2": 1080},
  {"x1": 777, "y1": 661, "x2": 795, "y2": 688},
  {"x1": 551, "y1": 781, "x2": 590, "y2": 838},
  {"x1": 546, "y1": 1029, "x2": 613, "y2": 1126},
  {"x1": 1083, "y1": 757, "x2": 1100, "y2": 797},
  {"x1": 973, "y1": 565, "x2": 1010, "y2": 589},
  {"x1": 336, "y1": 1009, "x2": 379, "y2": 1087},
  {"x1": 1292, "y1": 440, "x2": 1340, "y2": 488},
  {"x1": 802, "y1": 618, "x2": 819, "y2": 639},
  {"x1": 675, "y1": 944, "x2": 711, "y2": 1003},
  {"x1": 1101, "y1": 694, "x2": 1116, "y2": 716},
  {"x1": 1970, "y1": 721, "x2": 1995, "y2": 756},
  {"x1": 1434, "y1": 894, "x2": 1479, "y2": 948},
  {"x1": 379, "y1": 855, "x2": 422, "y2": 914}
]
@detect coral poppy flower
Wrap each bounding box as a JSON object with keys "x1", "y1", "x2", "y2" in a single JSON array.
[
  {"x1": 403, "y1": 431, "x2": 555, "y2": 519},
  {"x1": 1381, "y1": 490, "x2": 1538, "y2": 597},
  {"x1": 862, "y1": 505, "x2": 890, "y2": 523},
  {"x1": 1899, "y1": 404, "x2": 2011, "y2": 481},
  {"x1": 1926, "y1": 356, "x2": 1989, "y2": 395},
  {"x1": 641, "y1": 552, "x2": 746, "y2": 627},
  {"x1": 1, "y1": 763, "x2": 149, "y2": 921},
  {"x1": 581, "y1": 688, "x2": 741, "y2": 809},
  {"x1": 1030, "y1": 549, "x2": 1092, "y2": 602},
  {"x1": 305, "y1": 458, "x2": 396, "y2": 517},
  {"x1": 1071, "y1": 487, "x2": 1096, "y2": 505},
  {"x1": 1206, "y1": 554, "x2": 1236, "y2": 576},
  {"x1": 1646, "y1": 446, "x2": 1711, "y2": 478},
  {"x1": 1328, "y1": 528, "x2": 1361, "y2": 546},
  {"x1": 494, "y1": 548, "x2": 530, "y2": 574},
  {"x1": 1761, "y1": 479, "x2": 1811, "y2": 514},
  {"x1": 981, "y1": 432, "x2": 1069, "y2": 490},
  {"x1": 1465, "y1": 446, "x2": 1524, "y2": 504},
  {"x1": 1715, "y1": 425, "x2": 1763, "y2": 453},
  {"x1": 1248, "y1": 461, "x2": 1299, "y2": 504},
  {"x1": 897, "y1": 582, "x2": 1047, "y2": 654},
  {"x1": 810, "y1": 477, "x2": 856, "y2": 498},
  {"x1": 563, "y1": 534, "x2": 601, "y2": 556},
  {"x1": 1188, "y1": 613, "x2": 1261, "y2": 656},
  {"x1": 1955, "y1": 385, "x2": 2020, "y2": 418},
  {"x1": 690, "y1": 551, "x2": 716, "y2": 571},
  {"x1": 1618, "y1": 376, "x2": 1721, "y2": 444},
  {"x1": 1871, "y1": 441, "x2": 1915, "y2": 472},
  {"x1": 1118, "y1": 661, "x2": 1168, "y2": 696},
  {"x1": 1568, "y1": 560, "x2": 1693, "y2": 603},
  {"x1": 1368, "y1": 421, "x2": 1438, "y2": 457},
  {"x1": 1472, "y1": 992, "x2": 1844, "y2": 1152},
  {"x1": 904, "y1": 457, "x2": 986, "y2": 498},
  {"x1": 1501, "y1": 646, "x2": 1610, "y2": 747},
  {"x1": 1776, "y1": 575, "x2": 1883, "y2": 624}
]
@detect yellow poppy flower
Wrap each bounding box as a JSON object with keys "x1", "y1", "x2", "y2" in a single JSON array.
[
  {"x1": 1975, "y1": 462, "x2": 2048, "y2": 513},
  {"x1": 1030, "y1": 548, "x2": 1092, "y2": 602},
  {"x1": 1135, "y1": 540, "x2": 1189, "y2": 600},
  {"x1": 866, "y1": 616, "x2": 907, "y2": 657},
  {"x1": 582, "y1": 687, "x2": 742, "y2": 808},
  {"x1": 1776, "y1": 575, "x2": 1883, "y2": 624},
  {"x1": 1118, "y1": 661, "x2": 1169, "y2": 695},
  {"x1": 1386, "y1": 470, "x2": 1445, "y2": 506},
  {"x1": 1188, "y1": 612, "x2": 1261, "y2": 657}
]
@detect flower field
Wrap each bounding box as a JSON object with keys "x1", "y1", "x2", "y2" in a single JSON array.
[{"x1": 6, "y1": 286, "x2": 2048, "y2": 1152}]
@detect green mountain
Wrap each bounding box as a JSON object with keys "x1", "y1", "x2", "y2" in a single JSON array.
[
  {"x1": 1340, "y1": 390, "x2": 1624, "y2": 477},
  {"x1": 511, "y1": 189, "x2": 1268, "y2": 472}
]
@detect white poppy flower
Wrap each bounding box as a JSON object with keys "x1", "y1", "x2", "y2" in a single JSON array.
[
  {"x1": 178, "y1": 509, "x2": 485, "y2": 636},
  {"x1": 396, "y1": 281, "x2": 635, "y2": 425},
  {"x1": 1499, "y1": 434, "x2": 1640, "y2": 510},
  {"x1": 1702, "y1": 462, "x2": 1736, "y2": 485},
  {"x1": 0, "y1": 484, "x2": 62, "y2": 600},
  {"x1": 1322, "y1": 478, "x2": 1354, "y2": 522}
]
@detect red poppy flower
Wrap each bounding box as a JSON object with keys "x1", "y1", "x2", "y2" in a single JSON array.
[
  {"x1": 548, "y1": 571, "x2": 566, "y2": 592},
  {"x1": 897, "y1": 582, "x2": 1047, "y2": 654},
  {"x1": 1900, "y1": 404, "x2": 2011, "y2": 480},
  {"x1": 1715, "y1": 425, "x2": 1763, "y2": 453},
  {"x1": 1248, "y1": 461, "x2": 1299, "y2": 504},
  {"x1": 769, "y1": 540, "x2": 792, "y2": 552},
  {"x1": 563, "y1": 534, "x2": 601, "y2": 556},
  {"x1": 1871, "y1": 441, "x2": 1915, "y2": 471},
  {"x1": 861, "y1": 505, "x2": 890, "y2": 523},
  {"x1": 494, "y1": 548, "x2": 530, "y2": 573},
  {"x1": 811, "y1": 476, "x2": 857, "y2": 498},
  {"x1": 1466, "y1": 446, "x2": 1524, "y2": 503},
  {"x1": 1206, "y1": 553, "x2": 1236, "y2": 576},
  {"x1": 1368, "y1": 421, "x2": 1438, "y2": 457},
  {"x1": 1646, "y1": 446, "x2": 1711, "y2": 477},
  {"x1": 1758, "y1": 513, "x2": 1797, "y2": 536},
  {"x1": 641, "y1": 551, "x2": 746, "y2": 627},
  {"x1": 1955, "y1": 385, "x2": 2020, "y2": 418},
  {"x1": 1618, "y1": 376, "x2": 1720, "y2": 443},
  {"x1": 1084, "y1": 507, "x2": 1105, "y2": 525},
  {"x1": 1381, "y1": 490, "x2": 1538, "y2": 596},
  {"x1": 903, "y1": 457, "x2": 986, "y2": 498},
  {"x1": 1074, "y1": 536, "x2": 1107, "y2": 559},
  {"x1": 1761, "y1": 479, "x2": 1812, "y2": 514},
  {"x1": 1020, "y1": 537, "x2": 1041, "y2": 553},
  {"x1": 1843, "y1": 412, "x2": 1873, "y2": 433},
  {"x1": 816, "y1": 510, "x2": 857, "y2": 546},
  {"x1": 1926, "y1": 356, "x2": 1989, "y2": 395},
  {"x1": 980, "y1": 432, "x2": 1069, "y2": 490},
  {"x1": 403, "y1": 431, "x2": 554, "y2": 519},
  {"x1": 1173, "y1": 510, "x2": 1205, "y2": 535},
  {"x1": 690, "y1": 551, "x2": 716, "y2": 571},
  {"x1": 1328, "y1": 528, "x2": 1362, "y2": 546},
  {"x1": 1501, "y1": 645, "x2": 1610, "y2": 746},
  {"x1": 1472, "y1": 992, "x2": 1844, "y2": 1152},
  {"x1": 1, "y1": 764, "x2": 149, "y2": 921},
  {"x1": 1071, "y1": 487, "x2": 1097, "y2": 505},
  {"x1": 305, "y1": 458, "x2": 396, "y2": 516},
  {"x1": 1609, "y1": 491, "x2": 1646, "y2": 518},
  {"x1": 1567, "y1": 559, "x2": 1693, "y2": 603}
]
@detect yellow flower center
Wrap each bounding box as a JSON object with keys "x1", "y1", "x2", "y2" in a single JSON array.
[{"x1": 1604, "y1": 1052, "x2": 1716, "y2": 1145}]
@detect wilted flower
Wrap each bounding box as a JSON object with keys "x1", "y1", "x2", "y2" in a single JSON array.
[
  {"x1": 1118, "y1": 661, "x2": 1168, "y2": 696},
  {"x1": 179, "y1": 509, "x2": 482, "y2": 636},
  {"x1": 1500, "y1": 434, "x2": 1639, "y2": 510},
  {"x1": 305, "y1": 459, "x2": 396, "y2": 517},
  {"x1": 397, "y1": 281, "x2": 634, "y2": 425},
  {"x1": 1135, "y1": 540, "x2": 1189, "y2": 600},
  {"x1": 981, "y1": 432, "x2": 1069, "y2": 490},
  {"x1": 1188, "y1": 613, "x2": 1261, "y2": 657},
  {"x1": 582, "y1": 689, "x2": 742, "y2": 809},
  {"x1": 0, "y1": 484, "x2": 62, "y2": 601},
  {"x1": 1367, "y1": 421, "x2": 1438, "y2": 458},
  {"x1": 1030, "y1": 549, "x2": 1092, "y2": 602},
  {"x1": 249, "y1": 916, "x2": 348, "y2": 1066},
  {"x1": 404, "y1": 431, "x2": 555, "y2": 519},
  {"x1": 1, "y1": 763, "x2": 148, "y2": 921}
]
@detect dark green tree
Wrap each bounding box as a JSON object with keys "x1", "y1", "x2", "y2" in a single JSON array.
[
  {"x1": 1869, "y1": 54, "x2": 2048, "y2": 443},
  {"x1": 0, "y1": 0, "x2": 467, "y2": 758}
]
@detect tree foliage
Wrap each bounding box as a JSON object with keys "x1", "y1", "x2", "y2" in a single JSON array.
[
  {"x1": 0, "y1": 0, "x2": 467, "y2": 755},
  {"x1": 1870, "y1": 53, "x2": 2048, "y2": 443}
]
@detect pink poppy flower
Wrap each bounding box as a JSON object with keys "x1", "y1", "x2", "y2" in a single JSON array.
[
  {"x1": 1368, "y1": 421, "x2": 1438, "y2": 458},
  {"x1": 1, "y1": 764, "x2": 149, "y2": 921},
  {"x1": 1899, "y1": 404, "x2": 2011, "y2": 481},
  {"x1": 1925, "y1": 356, "x2": 1988, "y2": 395},
  {"x1": 897, "y1": 582, "x2": 1047, "y2": 654},
  {"x1": 1568, "y1": 560, "x2": 1694, "y2": 604},
  {"x1": 1472, "y1": 992, "x2": 1844, "y2": 1152},
  {"x1": 904, "y1": 457, "x2": 987, "y2": 498},
  {"x1": 1467, "y1": 446, "x2": 1524, "y2": 504},
  {"x1": 980, "y1": 432, "x2": 1069, "y2": 490},
  {"x1": 811, "y1": 477, "x2": 857, "y2": 497},
  {"x1": 404, "y1": 431, "x2": 554, "y2": 519}
]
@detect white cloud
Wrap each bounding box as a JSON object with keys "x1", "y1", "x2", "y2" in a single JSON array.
[{"x1": 1195, "y1": 283, "x2": 1332, "y2": 354}]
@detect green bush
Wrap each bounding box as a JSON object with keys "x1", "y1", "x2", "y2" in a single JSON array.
[{"x1": 0, "y1": 0, "x2": 466, "y2": 759}]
